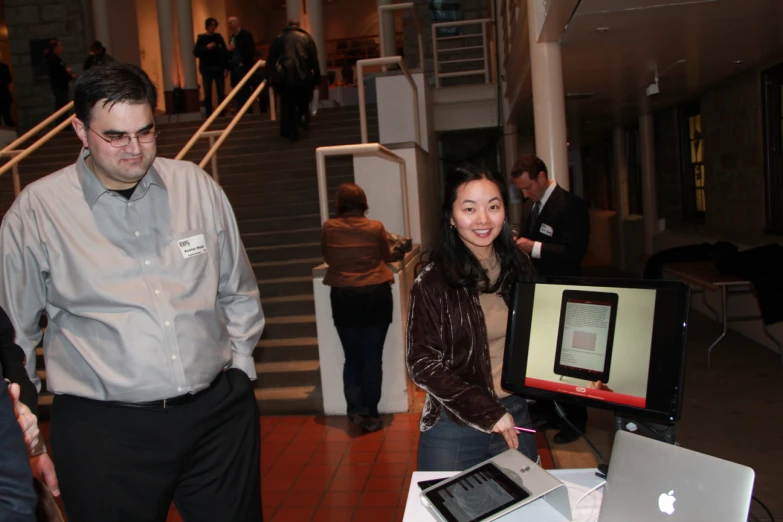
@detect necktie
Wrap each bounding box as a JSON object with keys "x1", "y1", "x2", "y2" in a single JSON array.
[{"x1": 528, "y1": 202, "x2": 541, "y2": 235}]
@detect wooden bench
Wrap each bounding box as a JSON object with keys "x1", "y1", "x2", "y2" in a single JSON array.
[{"x1": 663, "y1": 261, "x2": 783, "y2": 368}]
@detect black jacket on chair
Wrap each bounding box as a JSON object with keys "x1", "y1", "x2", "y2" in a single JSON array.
[{"x1": 520, "y1": 184, "x2": 590, "y2": 277}]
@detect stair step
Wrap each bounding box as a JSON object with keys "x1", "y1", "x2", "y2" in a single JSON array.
[
  {"x1": 245, "y1": 242, "x2": 321, "y2": 263},
  {"x1": 260, "y1": 293, "x2": 316, "y2": 317}
]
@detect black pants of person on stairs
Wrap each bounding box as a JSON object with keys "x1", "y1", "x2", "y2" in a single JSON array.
[
  {"x1": 49, "y1": 369, "x2": 263, "y2": 522},
  {"x1": 278, "y1": 85, "x2": 312, "y2": 140}
]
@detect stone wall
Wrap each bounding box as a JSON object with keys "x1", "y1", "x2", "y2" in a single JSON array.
[{"x1": 4, "y1": 0, "x2": 89, "y2": 132}]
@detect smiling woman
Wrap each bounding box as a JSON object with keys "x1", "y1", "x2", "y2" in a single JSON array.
[{"x1": 406, "y1": 166, "x2": 539, "y2": 472}]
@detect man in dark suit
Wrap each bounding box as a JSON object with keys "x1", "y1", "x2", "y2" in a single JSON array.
[{"x1": 511, "y1": 154, "x2": 591, "y2": 444}]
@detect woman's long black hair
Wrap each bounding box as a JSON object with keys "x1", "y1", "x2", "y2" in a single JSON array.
[{"x1": 426, "y1": 166, "x2": 535, "y2": 295}]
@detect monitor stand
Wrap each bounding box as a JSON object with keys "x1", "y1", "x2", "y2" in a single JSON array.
[{"x1": 614, "y1": 414, "x2": 676, "y2": 444}]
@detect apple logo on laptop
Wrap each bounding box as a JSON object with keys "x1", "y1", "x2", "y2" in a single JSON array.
[{"x1": 658, "y1": 490, "x2": 676, "y2": 515}]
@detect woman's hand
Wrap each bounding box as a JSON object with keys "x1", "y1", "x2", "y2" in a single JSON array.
[{"x1": 491, "y1": 412, "x2": 518, "y2": 450}]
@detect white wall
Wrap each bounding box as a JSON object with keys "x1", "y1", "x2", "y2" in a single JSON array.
[{"x1": 375, "y1": 71, "x2": 430, "y2": 152}]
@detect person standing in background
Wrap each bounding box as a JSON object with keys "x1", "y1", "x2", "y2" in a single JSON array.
[
  {"x1": 194, "y1": 18, "x2": 229, "y2": 118},
  {"x1": 266, "y1": 20, "x2": 321, "y2": 140},
  {"x1": 83, "y1": 41, "x2": 113, "y2": 71},
  {"x1": 511, "y1": 153, "x2": 591, "y2": 445},
  {"x1": 226, "y1": 16, "x2": 255, "y2": 114},
  {"x1": 45, "y1": 39, "x2": 75, "y2": 121},
  {"x1": 0, "y1": 52, "x2": 14, "y2": 127},
  {"x1": 321, "y1": 183, "x2": 393, "y2": 433}
]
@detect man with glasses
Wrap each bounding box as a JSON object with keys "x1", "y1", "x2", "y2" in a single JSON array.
[
  {"x1": 193, "y1": 17, "x2": 228, "y2": 117},
  {"x1": 0, "y1": 62, "x2": 265, "y2": 521}
]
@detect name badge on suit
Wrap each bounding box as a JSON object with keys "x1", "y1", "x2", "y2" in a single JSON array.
[{"x1": 540, "y1": 223, "x2": 554, "y2": 237}]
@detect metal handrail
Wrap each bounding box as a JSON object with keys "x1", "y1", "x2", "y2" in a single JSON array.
[
  {"x1": 316, "y1": 143, "x2": 411, "y2": 238},
  {"x1": 378, "y1": 2, "x2": 425, "y2": 71},
  {"x1": 175, "y1": 60, "x2": 275, "y2": 161},
  {"x1": 0, "y1": 115, "x2": 75, "y2": 194},
  {"x1": 1, "y1": 102, "x2": 74, "y2": 154},
  {"x1": 198, "y1": 79, "x2": 271, "y2": 177},
  {"x1": 431, "y1": 18, "x2": 494, "y2": 87},
  {"x1": 356, "y1": 56, "x2": 420, "y2": 146}
]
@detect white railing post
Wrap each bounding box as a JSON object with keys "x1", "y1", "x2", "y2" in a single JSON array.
[
  {"x1": 316, "y1": 149, "x2": 329, "y2": 224},
  {"x1": 356, "y1": 56, "x2": 420, "y2": 147},
  {"x1": 269, "y1": 87, "x2": 277, "y2": 121},
  {"x1": 207, "y1": 135, "x2": 219, "y2": 184},
  {"x1": 12, "y1": 161, "x2": 20, "y2": 197},
  {"x1": 357, "y1": 61, "x2": 369, "y2": 144},
  {"x1": 315, "y1": 143, "x2": 411, "y2": 239}
]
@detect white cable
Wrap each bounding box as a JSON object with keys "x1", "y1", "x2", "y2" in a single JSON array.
[{"x1": 572, "y1": 481, "x2": 606, "y2": 512}]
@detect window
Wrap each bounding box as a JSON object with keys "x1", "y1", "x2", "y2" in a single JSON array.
[
  {"x1": 679, "y1": 103, "x2": 705, "y2": 222},
  {"x1": 763, "y1": 64, "x2": 783, "y2": 234}
]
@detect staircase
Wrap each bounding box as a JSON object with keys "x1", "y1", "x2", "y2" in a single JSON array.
[{"x1": 0, "y1": 105, "x2": 379, "y2": 417}]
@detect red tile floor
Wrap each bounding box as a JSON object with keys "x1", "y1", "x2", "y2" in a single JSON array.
[{"x1": 44, "y1": 413, "x2": 553, "y2": 522}]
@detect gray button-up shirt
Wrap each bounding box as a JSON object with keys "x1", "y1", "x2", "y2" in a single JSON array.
[{"x1": 0, "y1": 151, "x2": 264, "y2": 402}]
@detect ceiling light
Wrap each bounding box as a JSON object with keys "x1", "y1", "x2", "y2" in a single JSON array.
[
  {"x1": 596, "y1": 27, "x2": 609, "y2": 33},
  {"x1": 734, "y1": 60, "x2": 743, "y2": 65}
]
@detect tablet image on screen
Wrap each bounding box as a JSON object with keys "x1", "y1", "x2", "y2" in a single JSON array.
[
  {"x1": 553, "y1": 290, "x2": 618, "y2": 383},
  {"x1": 421, "y1": 463, "x2": 530, "y2": 522}
]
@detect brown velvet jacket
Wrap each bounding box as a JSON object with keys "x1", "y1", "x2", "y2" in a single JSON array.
[{"x1": 406, "y1": 260, "x2": 535, "y2": 434}]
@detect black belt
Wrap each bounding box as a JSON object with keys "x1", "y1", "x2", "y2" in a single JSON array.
[{"x1": 109, "y1": 371, "x2": 225, "y2": 409}]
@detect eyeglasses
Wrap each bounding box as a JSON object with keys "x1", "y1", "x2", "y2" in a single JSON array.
[{"x1": 88, "y1": 127, "x2": 159, "y2": 148}]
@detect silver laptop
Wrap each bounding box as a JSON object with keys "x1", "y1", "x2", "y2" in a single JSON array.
[{"x1": 598, "y1": 430, "x2": 755, "y2": 522}]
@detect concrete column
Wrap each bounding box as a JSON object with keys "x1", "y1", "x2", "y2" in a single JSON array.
[
  {"x1": 305, "y1": 0, "x2": 328, "y2": 96},
  {"x1": 176, "y1": 0, "x2": 200, "y2": 112},
  {"x1": 377, "y1": 0, "x2": 397, "y2": 59},
  {"x1": 157, "y1": 0, "x2": 176, "y2": 95},
  {"x1": 526, "y1": 0, "x2": 569, "y2": 190},
  {"x1": 92, "y1": 0, "x2": 113, "y2": 53},
  {"x1": 287, "y1": 0, "x2": 302, "y2": 24},
  {"x1": 612, "y1": 125, "x2": 628, "y2": 270},
  {"x1": 639, "y1": 113, "x2": 658, "y2": 256}
]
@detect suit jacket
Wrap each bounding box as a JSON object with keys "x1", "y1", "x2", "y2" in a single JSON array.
[
  {"x1": 0, "y1": 362, "x2": 37, "y2": 522},
  {"x1": 0, "y1": 307, "x2": 37, "y2": 416},
  {"x1": 520, "y1": 184, "x2": 590, "y2": 277}
]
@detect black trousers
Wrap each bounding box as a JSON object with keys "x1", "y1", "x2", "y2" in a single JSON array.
[
  {"x1": 52, "y1": 88, "x2": 69, "y2": 124},
  {"x1": 201, "y1": 67, "x2": 226, "y2": 117},
  {"x1": 50, "y1": 369, "x2": 262, "y2": 522},
  {"x1": 278, "y1": 85, "x2": 311, "y2": 140},
  {"x1": 230, "y1": 66, "x2": 252, "y2": 113},
  {"x1": 0, "y1": 100, "x2": 14, "y2": 127}
]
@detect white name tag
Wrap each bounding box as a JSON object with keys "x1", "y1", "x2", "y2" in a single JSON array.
[
  {"x1": 177, "y1": 234, "x2": 208, "y2": 258},
  {"x1": 540, "y1": 223, "x2": 554, "y2": 237}
]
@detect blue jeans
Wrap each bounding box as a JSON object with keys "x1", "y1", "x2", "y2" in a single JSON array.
[
  {"x1": 335, "y1": 324, "x2": 389, "y2": 418},
  {"x1": 417, "y1": 394, "x2": 538, "y2": 471}
]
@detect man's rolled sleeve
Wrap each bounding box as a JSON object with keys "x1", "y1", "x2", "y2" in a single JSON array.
[{"x1": 214, "y1": 188, "x2": 264, "y2": 380}]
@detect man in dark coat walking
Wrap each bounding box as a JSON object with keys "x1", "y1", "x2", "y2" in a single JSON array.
[{"x1": 266, "y1": 20, "x2": 321, "y2": 140}]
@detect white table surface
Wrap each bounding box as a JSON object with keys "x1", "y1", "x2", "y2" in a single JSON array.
[{"x1": 402, "y1": 469, "x2": 605, "y2": 522}]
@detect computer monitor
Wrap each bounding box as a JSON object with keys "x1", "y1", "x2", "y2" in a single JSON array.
[{"x1": 502, "y1": 278, "x2": 690, "y2": 424}]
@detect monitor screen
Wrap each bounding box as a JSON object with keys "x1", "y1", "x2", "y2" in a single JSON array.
[{"x1": 502, "y1": 278, "x2": 690, "y2": 423}]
